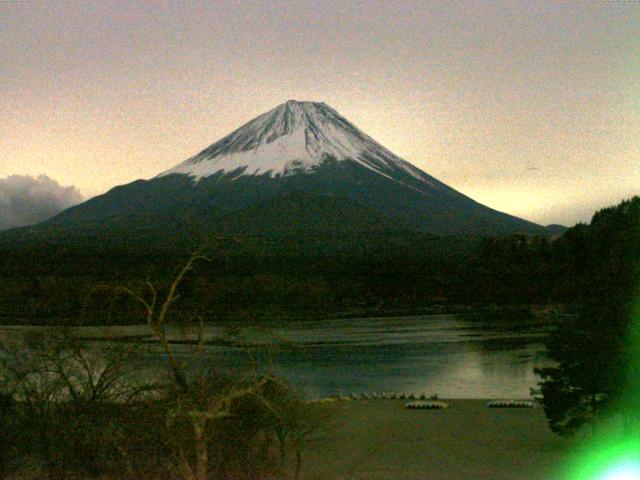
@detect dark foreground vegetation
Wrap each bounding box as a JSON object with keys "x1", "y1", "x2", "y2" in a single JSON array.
[
  {"x1": 0, "y1": 333, "x2": 328, "y2": 479},
  {"x1": 0, "y1": 266, "x2": 331, "y2": 479}
]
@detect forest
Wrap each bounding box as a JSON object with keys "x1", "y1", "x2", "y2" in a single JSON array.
[{"x1": 0, "y1": 196, "x2": 637, "y2": 326}]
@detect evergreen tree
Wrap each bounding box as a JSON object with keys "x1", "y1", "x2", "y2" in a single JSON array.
[{"x1": 535, "y1": 197, "x2": 640, "y2": 435}]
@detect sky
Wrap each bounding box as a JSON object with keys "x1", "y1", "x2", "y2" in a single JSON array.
[{"x1": 1, "y1": 0, "x2": 638, "y2": 226}]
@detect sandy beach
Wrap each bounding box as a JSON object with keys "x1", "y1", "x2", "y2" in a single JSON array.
[{"x1": 302, "y1": 399, "x2": 572, "y2": 480}]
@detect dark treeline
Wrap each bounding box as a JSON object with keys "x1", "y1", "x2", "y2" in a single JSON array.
[
  {"x1": 0, "y1": 196, "x2": 637, "y2": 325},
  {"x1": 535, "y1": 196, "x2": 640, "y2": 435}
]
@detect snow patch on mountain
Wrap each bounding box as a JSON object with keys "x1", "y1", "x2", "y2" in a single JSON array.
[{"x1": 159, "y1": 100, "x2": 435, "y2": 187}]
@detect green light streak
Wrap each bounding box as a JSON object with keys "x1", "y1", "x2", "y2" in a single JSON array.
[
  {"x1": 560, "y1": 297, "x2": 640, "y2": 480},
  {"x1": 561, "y1": 440, "x2": 640, "y2": 479},
  {"x1": 600, "y1": 463, "x2": 640, "y2": 480}
]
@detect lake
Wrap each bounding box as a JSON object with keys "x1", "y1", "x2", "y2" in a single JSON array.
[
  {"x1": 211, "y1": 314, "x2": 554, "y2": 399},
  {"x1": 0, "y1": 313, "x2": 556, "y2": 399}
]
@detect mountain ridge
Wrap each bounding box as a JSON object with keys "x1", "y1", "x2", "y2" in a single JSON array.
[{"x1": 4, "y1": 100, "x2": 551, "y2": 241}]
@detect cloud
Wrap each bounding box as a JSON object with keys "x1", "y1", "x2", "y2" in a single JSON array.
[{"x1": 0, "y1": 175, "x2": 84, "y2": 230}]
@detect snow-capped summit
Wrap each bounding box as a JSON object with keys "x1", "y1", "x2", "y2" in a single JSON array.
[{"x1": 160, "y1": 100, "x2": 430, "y2": 184}]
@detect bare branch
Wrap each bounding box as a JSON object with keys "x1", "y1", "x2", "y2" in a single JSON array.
[{"x1": 156, "y1": 252, "x2": 209, "y2": 328}]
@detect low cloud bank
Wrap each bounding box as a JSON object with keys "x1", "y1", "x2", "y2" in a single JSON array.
[{"x1": 0, "y1": 175, "x2": 84, "y2": 230}]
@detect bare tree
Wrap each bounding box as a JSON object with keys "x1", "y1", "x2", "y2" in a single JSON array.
[
  {"x1": 109, "y1": 251, "x2": 208, "y2": 392},
  {"x1": 104, "y1": 252, "x2": 276, "y2": 480},
  {"x1": 94, "y1": 250, "x2": 331, "y2": 480},
  {"x1": 0, "y1": 327, "x2": 156, "y2": 478}
]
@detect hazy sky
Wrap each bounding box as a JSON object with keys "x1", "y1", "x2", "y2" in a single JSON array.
[{"x1": 2, "y1": 1, "x2": 638, "y2": 226}]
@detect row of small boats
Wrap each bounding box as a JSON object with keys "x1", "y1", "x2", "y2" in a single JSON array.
[
  {"x1": 323, "y1": 393, "x2": 534, "y2": 409},
  {"x1": 340, "y1": 392, "x2": 440, "y2": 401}
]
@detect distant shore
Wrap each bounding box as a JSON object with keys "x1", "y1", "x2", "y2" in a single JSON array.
[{"x1": 0, "y1": 302, "x2": 574, "y2": 327}]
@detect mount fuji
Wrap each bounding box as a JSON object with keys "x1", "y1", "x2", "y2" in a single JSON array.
[{"x1": 19, "y1": 100, "x2": 548, "y2": 242}]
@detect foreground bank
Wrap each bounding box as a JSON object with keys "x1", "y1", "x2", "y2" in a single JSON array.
[{"x1": 303, "y1": 399, "x2": 571, "y2": 480}]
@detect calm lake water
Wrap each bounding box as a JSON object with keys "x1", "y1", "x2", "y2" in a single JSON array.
[
  {"x1": 0, "y1": 313, "x2": 555, "y2": 399},
  {"x1": 166, "y1": 314, "x2": 552, "y2": 399}
]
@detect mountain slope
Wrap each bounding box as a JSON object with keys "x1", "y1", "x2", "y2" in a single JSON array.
[{"x1": 217, "y1": 190, "x2": 396, "y2": 236}]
